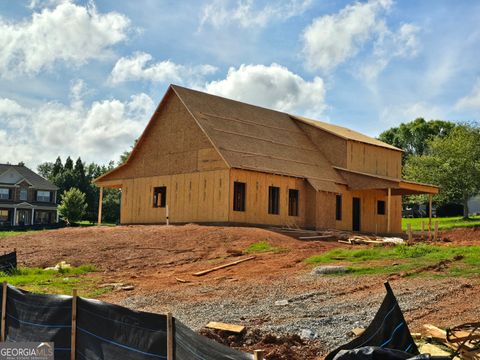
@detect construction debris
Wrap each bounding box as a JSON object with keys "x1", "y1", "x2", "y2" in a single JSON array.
[
  {"x1": 193, "y1": 256, "x2": 256, "y2": 276},
  {"x1": 340, "y1": 235, "x2": 404, "y2": 245},
  {"x1": 44, "y1": 261, "x2": 71, "y2": 271},
  {"x1": 206, "y1": 321, "x2": 245, "y2": 334},
  {"x1": 423, "y1": 323, "x2": 480, "y2": 360},
  {"x1": 351, "y1": 328, "x2": 365, "y2": 337},
  {"x1": 274, "y1": 300, "x2": 289, "y2": 306}
]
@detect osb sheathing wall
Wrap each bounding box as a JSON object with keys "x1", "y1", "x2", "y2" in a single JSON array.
[
  {"x1": 295, "y1": 122, "x2": 347, "y2": 169},
  {"x1": 347, "y1": 141, "x2": 402, "y2": 179},
  {"x1": 229, "y1": 169, "x2": 309, "y2": 228},
  {"x1": 102, "y1": 92, "x2": 227, "y2": 181},
  {"x1": 120, "y1": 169, "x2": 230, "y2": 224},
  {"x1": 335, "y1": 188, "x2": 402, "y2": 233}
]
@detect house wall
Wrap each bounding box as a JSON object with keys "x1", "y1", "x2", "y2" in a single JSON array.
[
  {"x1": 120, "y1": 169, "x2": 230, "y2": 224},
  {"x1": 102, "y1": 92, "x2": 227, "y2": 181},
  {"x1": 334, "y1": 187, "x2": 402, "y2": 233},
  {"x1": 346, "y1": 141, "x2": 402, "y2": 179},
  {"x1": 295, "y1": 123, "x2": 348, "y2": 168},
  {"x1": 228, "y1": 169, "x2": 310, "y2": 227}
]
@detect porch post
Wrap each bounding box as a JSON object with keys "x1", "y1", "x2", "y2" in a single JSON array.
[
  {"x1": 13, "y1": 207, "x2": 17, "y2": 226},
  {"x1": 428, "y1": 194, "x2": 432, "y2": 241},
  {"x1": 387, "y1": 187, "x2": 391, "y2": 233},
  {"x1": 31, "y1": 208, "x2": 35, "y2": 225},
  {"x1": 97, "y1": 187, "x2": 103, "y2": 226}
]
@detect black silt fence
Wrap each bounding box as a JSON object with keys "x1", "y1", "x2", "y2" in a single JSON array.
[
  {"x1": 0, "y1": 251, "x2": 17, "y2": 274},
  {"x1": 0, "y1": 284, "x2": 254, "y2": 360}
]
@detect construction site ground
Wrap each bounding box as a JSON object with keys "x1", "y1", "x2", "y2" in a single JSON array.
[{"x1": 1, "y1": 224, "x2": 479, "y2": 360}]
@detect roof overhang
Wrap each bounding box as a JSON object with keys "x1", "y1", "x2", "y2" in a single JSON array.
[{"x1": 334, "y1": 167, "x2": 439, "y2": 195}]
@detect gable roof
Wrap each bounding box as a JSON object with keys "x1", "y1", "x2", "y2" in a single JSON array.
[
  {"x1": 0, "y1": 164, "x2": 58, "y2": 190},
  {"x1": 171, "y1": 85, "x2": 346, "y2": 191},
  {"x1": 291, "y1": 115, "x2": 402, "y2": 152}
]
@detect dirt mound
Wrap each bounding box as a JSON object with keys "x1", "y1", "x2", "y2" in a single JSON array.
[
  {"x1": 199, "y1": 328, "x2": 322, "y2": 360},
  {"x1": 440, "y1": 227, "x2": 480, "y2": 244}
]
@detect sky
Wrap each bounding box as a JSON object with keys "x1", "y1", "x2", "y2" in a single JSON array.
[{"x1": 1, "y1": 0, "x2": 480, "y2": 169}]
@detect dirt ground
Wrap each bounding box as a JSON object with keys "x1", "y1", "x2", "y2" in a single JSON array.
[{"x1": 1, "y1": 224, "x2": 479, "y2": 359}]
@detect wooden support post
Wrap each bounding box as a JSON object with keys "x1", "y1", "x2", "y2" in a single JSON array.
[
  {"x1": 421, "y1": 221, "x2": 425, "y2": 241},
  {"x1": 71, "y1": 289, "x2": 77, "y2": 360},
  {"x1": 387, "y1": 188, "x2": 391, "y2": 233},
  {"x1": 167, "y1": 312, "x2": 173, "y2": 360},
  {"x1": 428, "y1": 194, "x2": 433, "y2": 241},
  {"x1": 434, "y1": 221, "x2": 439, "y2": 242},
  {"x1": 166, "y1": 205, "x2": 169, "y2": 226},
  {"x1": 97, "y1": 187, "x2": 103, "y2": 226},
  {"x1": 1, "y1": 282, "x2": 7, "y2": 341},
  {"x1": 407, "y1": 223, "x2": 412, "y2": 242},
  {"x1": 254, "y1": 350, "x2": 265, "y2": 360}
]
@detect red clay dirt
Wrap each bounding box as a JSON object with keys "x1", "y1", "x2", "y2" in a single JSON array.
[{"x1": 1, "y1": 224, "x2": 479, "y2": 359}]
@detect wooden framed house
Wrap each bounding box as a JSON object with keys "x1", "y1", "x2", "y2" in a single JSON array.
[
  {"x1": 0, "y1": 164, "x2": 59, "y2": 226},
  {"x1": 94, "y1": 85, "x2": 438, "y2": 234}
]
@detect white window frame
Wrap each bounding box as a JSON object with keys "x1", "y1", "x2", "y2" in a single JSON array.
[
  {"x1": 37, "y1": 191, "x2": 51, "y2": 202},
  {"x1": 19, "y1": 188, "x2": 28, "y2": 201},
  {"x1": 0, "y1": 188, "x2": 9, "y2": 200}
]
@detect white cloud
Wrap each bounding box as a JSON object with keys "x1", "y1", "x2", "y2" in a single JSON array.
[
  {"x1": 380, "y1": 101, "x2": 444, "y2": 126},
  {"x1": 359, "y1": 23, "x2": 420, "y2": 81},
  {"x1": 0, "y1": 82, "x2": 155, "y2": 168},
  {"x1": 202, "y1": 63, "x2": 326, "y2": 118},
  {"x1": 455, "y1": 79, "x2": 480, "y2": 110},
  {"x1": 109, "y1": 52, "x2": 217, "y2": 84},
  {"x1": 0, "y1": 1, "x2": 131, "y2": 77},
  {"x1": 302, "y1": 0, "x2": 392, "y2": 72},
  {"x1": 200, "y1": 0, "x2": 312, "y2": 29}
]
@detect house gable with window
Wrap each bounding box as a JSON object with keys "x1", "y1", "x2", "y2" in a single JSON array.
[
  {"x1": 0, "y1": 164, "x2": 59, "y2": 226},
  {"x1": 94, "y1": 85, "x2": 438, "y2": 234}
]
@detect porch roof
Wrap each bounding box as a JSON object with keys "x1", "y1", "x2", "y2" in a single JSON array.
[{"x1": 334, "y1": 167, "x2": 439, "y2": 195}]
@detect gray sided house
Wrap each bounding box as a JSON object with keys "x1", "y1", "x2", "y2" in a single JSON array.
[{"x1": 0, "y1": 164, "x2": 59, "y2": 226}]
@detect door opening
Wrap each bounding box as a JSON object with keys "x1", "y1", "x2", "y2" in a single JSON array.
[{"x1": 352, "y1": 197, "x2": 361, "y2": 232}]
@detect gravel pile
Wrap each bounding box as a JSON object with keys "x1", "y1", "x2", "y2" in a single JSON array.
[{"x1": 120, "y1": 275, "x2": 478, "y2": 355}]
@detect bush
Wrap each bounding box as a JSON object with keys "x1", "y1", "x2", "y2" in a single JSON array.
[{"x1": 58, "y1": 188, "x2": 87, "y2": 224}]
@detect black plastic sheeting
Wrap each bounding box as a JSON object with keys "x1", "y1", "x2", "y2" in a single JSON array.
[
  {"x1": 0, "y1": 285, "x2": 253, "y2": 360},
  {"x1": 175, "y1": 319, "x2": 253, "y2": 360},
  {"x1": 76, "y1": 297, "x2": 168, "y2": 360},
  {"x1": 5, "y1": 286, "x2": 72, "y2": 360},
  {"x1": 333, "y1": 347, "x2": 420, "y2": 360},
  {"x1": 325, "y1": 282, "x2": 419, "y2": 360},
  {"x1": 0, "y1": 251, "x2": 17, "y2": 273}
]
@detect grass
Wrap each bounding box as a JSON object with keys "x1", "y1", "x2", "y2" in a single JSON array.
[
  {"x1": 246, "y1": 241, "x2": 286, "y2": 254},
  {"x1": 305, "y1": 244, "x2": 480, "y2": 277},
  {"x1": 0, "y1": 265, "x2": 111, "y2": 298},
  {"x1": 0, "y1": 230, "x2": 38, "y2": 238},
  {"x1": 402, "y1": 216, "x2": 480, "y2": 231}
]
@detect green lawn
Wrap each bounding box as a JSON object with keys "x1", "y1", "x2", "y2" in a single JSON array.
[
  {"x1": 305, "y1": 244, "x2": 480, "y2": 277},
  {"x1": 402, "y1": 215, "x2": 480, "y2": 231},
  {"x1": 0, "y1": 230, "x2": 38, "y2": 238},
  {"x1": 245, "y1": 241, "x2": 286, "y2": 254},
  {"x1": 0, "y1": 265, "x2": 111, "y2": 297}
]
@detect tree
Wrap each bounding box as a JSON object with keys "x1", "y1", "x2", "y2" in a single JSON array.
[
  {"x1": 64, "y1": 156, "x2": 73, "y2": 171},
  {"x1": 58, "y1": 188, "x2": 87, "y2": 224},
  {"x1": 118, "y1": 139, "x2": 138, "y2": 165},
  {"x1": 378, "y1": 118, "x2": 456, "y2": 161},
  {"x1": 52, "y1": 157, "x2": 63, "y2": 177},
  {"x1": 404, "y1": 124, "x2": 480, "y2": 218},
  {"x1": 37, "y1": 162, "x2": 53, "y2": 179}
]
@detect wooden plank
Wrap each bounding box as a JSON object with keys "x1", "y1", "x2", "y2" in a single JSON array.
[
  {"x1": 193, "y1": 256, "x2": 256, "y2": 276},
  {"x1": 253, "y1": 350, "x2": 264, "y2": 360},
  {"x1": 423, "y1": 324, "x2": 447, "y2": 341},
  {"x1": 97, "y1": 187, "x2": 103, "y2": 225},
  {"x1": 1, "y1": 282, "x2": 6, "y2": 341},
  {"x1": 419, "y1": 343, "x2": 451, "y2": 357},
  {"x1": 71, "y1": 289, "x2": 77, "y2": 360},
  {"x1": 167, "y1": 312, "x2": 173, "y2": 360},
  {"x1": 206, "y1": 322, "x2": 245, "y2": 334}
]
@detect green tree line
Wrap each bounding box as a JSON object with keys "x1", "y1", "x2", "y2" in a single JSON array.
[
  {"x1": 37, "y1": 156, "x2": 120, "y2": 224},
  {"x1": 378, "y1": 118, "x2": 480, "y2": 218}
]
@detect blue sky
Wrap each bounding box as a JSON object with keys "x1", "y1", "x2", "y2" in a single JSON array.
[{"x1": 1, "y1": 0, "x2": 479, "y2": 168}]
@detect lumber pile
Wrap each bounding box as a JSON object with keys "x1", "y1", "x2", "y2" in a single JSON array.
[
  {"x1": 423, "y1": 324, "x2": 480, "y2": 360},
  {"x1": 339, "y1": 235, "x2": 404, "y2": 245}
]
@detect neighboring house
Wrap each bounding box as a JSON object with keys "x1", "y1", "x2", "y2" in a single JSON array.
[
  {"x1": 0, "y1": 164, "x2": 59, "y2": 226},
  {"x1": 468, "y1": 195, "x2": 480, "y2": 215},
  {"x1": 94, "y1": 85, "x2": 438, "y2": 234}
]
